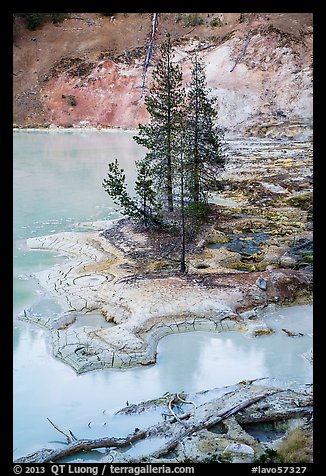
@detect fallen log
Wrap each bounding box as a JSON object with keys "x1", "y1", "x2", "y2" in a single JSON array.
[
  {"x1": 230, "y1": 31, "x2": 252, "y2": 72},
  {"x1": 151, "y1": 391, "x2": 279, "y2": 458},
  {"x1": 15, "y1": 431, "x2": 147, "y2": 463},
  {"x1": 15, "y1": 391, "x2": 278, "y2": 463},
  {"x1": 140, "y1": 13, "x2": 159, "y2": 96}
]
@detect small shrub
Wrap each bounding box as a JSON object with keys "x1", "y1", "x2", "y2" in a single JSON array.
[
  {"x1": 299, "y1": 252, "x2": 313, "y2": 264},
  {"x1": 49, "y1": 13, "x2": 67, "y2": 24},
  {"x1": 277, "y1": 428, "x2": 313, "y2": 463},
  {"x1": 184, "y1": 14, "x2": 204, "y2": 27},
  {"x1": 239, "y1": 13, "x2": 246, "y2": 23},
  {"x1": 185, "y1": 201, "x2": 209, "y2": 222},
  {"x1": 256, "y1": 448, "x2": 279, "y2": 463},
  {"x1": 20, "y1": 13, "x2": 67, "y2": 30},
  {"x1": 67, "y1": 95, "x2": 77, "y2": 107},
  {"x1": 255, "y1": 427, "x2": 313, "y2": 463},
  {"x1": 22, "y1": 13, "x2": 43, "y2": 30},
  {"x1": 210, "y1": 17, "x2": 222, "y2": 27}
]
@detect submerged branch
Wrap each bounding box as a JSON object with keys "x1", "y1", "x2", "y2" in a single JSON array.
[
  {"x1": 16, "y1": 431, "x2": 147, "y2": 464},
  {"x1": 47, "y1": 418, "x2": 72, "y2": 444},
  {"x1": 16, "y1": 390, "x2": 281, "y2": 463}
]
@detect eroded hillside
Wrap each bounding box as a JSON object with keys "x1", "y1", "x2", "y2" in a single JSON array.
[{"x1": 13, "y1": 12, "x2": 313, "y2": 138}]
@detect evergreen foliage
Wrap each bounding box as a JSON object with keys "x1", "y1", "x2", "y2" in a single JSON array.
[
  {"x1": 184, "y1": 14, "x2": 204, "y2": 27},
  {"x1": 103, "y1": 159, "x2": 161, "y2": 225},
  {"x1": 49, "y1": 13, "x2": 67, "y2": 24},
  {"x1": 210, "y1": 17, "x2": 223, "y2": 27},
  {"x1": 103, "y1": 159, "x2": 138, "y2": 218},
  {"x1": 103, "y1": 35, "x2": 225, "y2": 271},
  {"x1": 239, "y1": 13, "x2": 246, "y2": 23},
  {"x1": 19, "y1": 13, "x2": 68, "y2": 30},
  {"x1": 134, "y1": 34, "x2": 184, "y2": 212},
  {"x1": 21, "y1": 13, "x2": 43, "y2": 30},
  {"x1": 134, "y1": 159, "x2": 162, "y2": 225},
  {"x1": 184, "y1": 56, "x2": 224, "y2": 204},
  {"x1": 67, "y1": 95, "x2": 77, "y2": 106}
]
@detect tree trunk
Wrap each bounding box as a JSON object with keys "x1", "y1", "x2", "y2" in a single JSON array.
[
  {"x1": 193, "y1": 62, "x2": 200, "y2": 203},
  {"x1": 180, "y1": 145, "x2": 186, "y2": 273},
  {"x1": 166, "y1": 154, "x2": 174, "y2": 212},
  {"x1": 166, "y1": 35, "x2": 174, "y2": 212}
]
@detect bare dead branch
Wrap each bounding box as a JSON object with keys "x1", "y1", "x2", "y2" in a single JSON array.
[
  {"x1": 18, "y1": 391, "x2": 280, "y2": 463},
  {"x1": 69, "y1": 429, "x2": 78, "y2": 442},
  {"x1": 176, "y1": 392, "x2": 196, "y2": 409},
  {"x1": 168, "y1": 396, "x2": 186, "y2": 425},
  {"x1": 47, "y1": 418, "x2": 72, "y2": 444}
]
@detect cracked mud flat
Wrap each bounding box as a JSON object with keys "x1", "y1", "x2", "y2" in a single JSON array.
[
  {"x1": 22, "y1": 230, "x2": 255, "y2": 372},
  {"x1": 22, "y1": 232, "x2": 312, "y2": 373}
]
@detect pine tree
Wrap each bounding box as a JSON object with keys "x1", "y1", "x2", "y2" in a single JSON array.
[
  {"x1": 185, "y1": 56, "x2": 225, "y2": 204},
  {"x1": 178, "y1": 127, "x2": 187, "y2": 273},
  {"x1": 102, "y1": 159, "x2": 138, "y2": 218},
  {"x1": 134, "y1": 159, "x2": 161, "y2": 225},
  {"x1": 103, "y1": 42, "x2": 226, "y2": 273},
  {"x1": 134, "y1": 33, "x2": 185, "y2": 212},
  {"x1": 103, "y1": 159, "x2": 160, "y2": 225},
  {"x1": 175, "y1": 119, "x2": 210, "y2": 274}
]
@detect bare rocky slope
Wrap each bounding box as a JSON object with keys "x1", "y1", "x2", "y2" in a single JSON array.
[{"x1": 13, "y1": 12, "x2": 313, "y2": 138}]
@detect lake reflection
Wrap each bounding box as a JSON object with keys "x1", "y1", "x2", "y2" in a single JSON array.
[{"x1": 13, "y1": 321, "x2": 312, "y2": 459}]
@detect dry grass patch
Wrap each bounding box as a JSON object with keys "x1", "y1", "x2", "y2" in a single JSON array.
[{"x1": 277, "y1": 426, "x2": 313, "y2": 463}]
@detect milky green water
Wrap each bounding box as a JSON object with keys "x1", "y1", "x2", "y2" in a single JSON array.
[
  {"x1": 13, "y1": 129, "x2": 141, "y2": 311},
  {"x1": 13, "y1": 131, "x2": 312, "y2": 461}
]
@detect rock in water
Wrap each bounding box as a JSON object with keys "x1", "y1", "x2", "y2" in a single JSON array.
[{"x1": 256, "y1": 277, "x2": 267, "y2": 290}]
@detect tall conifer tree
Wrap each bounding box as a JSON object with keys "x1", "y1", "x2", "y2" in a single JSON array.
[
  {"x1": 103, "y1": 41, "x2": 226, "y2": 272},
  {"x1": 185, "y1": 56, "x2": 224, "y2": 204},
  {"x1": 134, "y1": 34, "x2": 185, "y2": 212}
]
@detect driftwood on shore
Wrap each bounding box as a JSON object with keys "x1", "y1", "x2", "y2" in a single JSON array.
[{"x1": 15, "y1": 382, "x2": 312, "y2": 464}]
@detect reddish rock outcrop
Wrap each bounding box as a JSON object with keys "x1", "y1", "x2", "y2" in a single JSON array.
[{"x1": 13, "y1": 13, "x2": 312, "y2": 137}]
